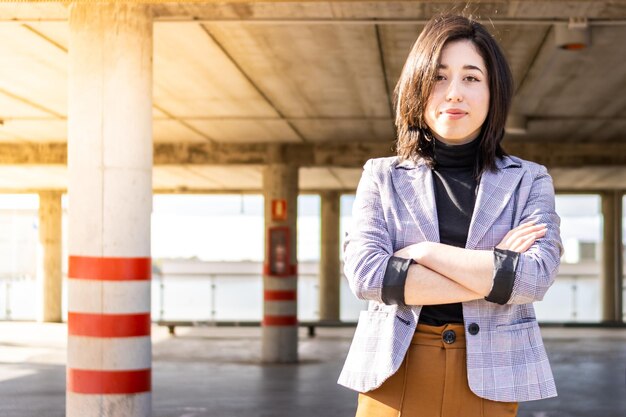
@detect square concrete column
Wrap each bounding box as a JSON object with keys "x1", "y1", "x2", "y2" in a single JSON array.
[
  {"x1": 37, "y1": 191, "x2": 62, "y2": 323},
  {"x1": 601, "y1": 191, "x2": 623, "y2": 323},
  {"x1": 319, "y1": 191, "x2": 340, "y2": 321},
  {"x1": 67, "y1": 4, "x2": 153, "y2": 416},
  {"x1": 262, "y1": 146, "x2": 299, "y2": 363}
]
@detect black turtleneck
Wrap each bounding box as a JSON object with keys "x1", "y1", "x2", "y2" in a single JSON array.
[
  {"x1": 380, "y1": 138, "x2": 518, "y2": 314},
  {"x1": 418, "y1": 138, "x2": 480, "y2": 325}
]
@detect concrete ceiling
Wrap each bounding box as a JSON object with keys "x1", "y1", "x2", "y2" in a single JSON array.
[{"x1": 0, "y1": 1, "x2": 625, "y2": 192}]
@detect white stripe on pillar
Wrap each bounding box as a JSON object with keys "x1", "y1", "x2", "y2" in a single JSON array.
[
  {"x1": 67, "y1": 393, "x2": 151, "y2": 417},
  {"x1": 264, "y1": 277, "x2": 298, "y2": 291},
  {"x1": 264, "y1": 301, "x2": 298, "y2": 316},
  {"x1": 68, "y1": 280, "x2": 151, "y2": 314},
  {"x1": 68, "y1": 336, "x2": 152, "y2": 370}
]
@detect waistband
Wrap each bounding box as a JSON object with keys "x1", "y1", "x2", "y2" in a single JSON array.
[{"x1": 411, "y1": 323, "x2": 466, "y2": 349}]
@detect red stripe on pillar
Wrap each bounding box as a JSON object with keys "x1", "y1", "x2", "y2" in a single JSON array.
[
  {"x1": 264, "y1": 290, "x2": 297, "y2": 301},
  {"x1": 69, "y1": 256, "x2": 151, "y2": 281},
  {"x1": 263, "y1": 315, "x2": 297, "y2": 326},
  {"x1": 68, "y1": 368, "x2": 151, "y2": 394},
  {"x1": 262, "y1": 264, "x2": 298, "y2": 276},
  {"x1": 68, "y1": 312, "x2": 151, "y2": 337}
]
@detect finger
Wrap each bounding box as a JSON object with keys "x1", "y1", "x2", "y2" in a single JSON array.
[
  {"x1": 512, "y1": 234, "x2": 537, "y2": 252},
  {"x1": 512, "y1": 229, "x2": 546, "y2": 252},
  {"x1": 516, "y1": 226, "x2": 547, "y2": 241},
  {"x1": 506, "y1": 225, "x2": 542, "y2": 244},
  {"x1": 516, "y1": 219, "x2": 539, "y2": 229},
  {"x1": 512, "y1": 223, "x2": 546, "y2": 236},
  {"x1": 512, "y1": 223, "x2": 545, "y2": 234},
  {"x1": 515, "y1": 239, "x2": 533, "y2": 253},
  {"x1": 497, "y1": 223, "x2": 546, "y2": 251},
  {"x1": 507, "y1": 225, "x2": 545, "y2": 245}
]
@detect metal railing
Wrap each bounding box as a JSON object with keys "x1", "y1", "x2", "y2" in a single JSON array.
[
  {"x1": 0, "y1": 271, "x2": 624, "y2": 322},
  {"x1": 151, "y1": 269, "x2": 362, "y2": 323}
]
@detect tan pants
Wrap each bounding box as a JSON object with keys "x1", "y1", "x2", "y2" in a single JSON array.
[{"x1": 355, "y1": 323, "x2": 519, "y2": 417}]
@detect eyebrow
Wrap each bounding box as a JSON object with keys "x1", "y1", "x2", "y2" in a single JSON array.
[{"x1": 438, "y1": 64, "x2": 485, "y2": 75}]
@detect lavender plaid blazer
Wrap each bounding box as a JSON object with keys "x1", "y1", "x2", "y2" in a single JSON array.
[{"x1": 337, "y1": 155, "x2": 563, "y2": 402}]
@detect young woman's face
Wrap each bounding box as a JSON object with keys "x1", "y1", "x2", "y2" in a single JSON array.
[{"x1": 424, "y1": 40, "x2": 490, "y2": 145}]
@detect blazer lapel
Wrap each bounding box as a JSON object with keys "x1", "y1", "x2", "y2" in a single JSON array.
[
  {"x1": 465, "y1": 156, "x2": 524, "y2": 249},
  {"x1": 391, "y1": 159, "x2": 440, "y2": 243}
]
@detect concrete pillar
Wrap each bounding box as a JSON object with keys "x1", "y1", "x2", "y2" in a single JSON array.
[
  {"x1": 601, "y1": 191, "x2": 623, "y2": 323},
  {"x1": 37, "y1": 191, "x2": 63, "y2": 323},
  {"x1": 319, "y1": 191, "x2": 340, "y2": 321},
  {"x1": 262, "y1": 146, "x2": 299, "y2": 363},
  {"x1": 67, "y1": 4, "x2": 153, "y2": 417}
]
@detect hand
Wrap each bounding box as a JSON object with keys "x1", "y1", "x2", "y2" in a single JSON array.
[
  {"x1": 393, "y1": 242, "x2": 428, "y2": 261},
  {"x1": 496, "y1": 220, "x2": 547, "y2": 253},
  {"x1": 394, "y1": 245, "x2": 414, "y2": 259}
]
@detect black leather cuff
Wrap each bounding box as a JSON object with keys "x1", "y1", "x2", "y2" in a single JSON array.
[
  {"x1": 381, "y1": 256, "x2": 413, "y2": 306},
  {"x1": 485, "y1": 248, "x2": 520, "y2": 305}
]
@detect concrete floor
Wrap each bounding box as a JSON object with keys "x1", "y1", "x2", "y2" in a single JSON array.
[{"x1": 0, "y1": 322, "x2": 625, "y2": 417}]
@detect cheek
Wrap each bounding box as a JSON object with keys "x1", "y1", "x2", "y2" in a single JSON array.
[
  {"x1": 478, "y1": 88, "x2": 490, "y2": 116},
  {"x1": 468, "y1": 92, "x2": 489, "y2": 123},
  {"x1": 424, "y1": 99, "x2": 437, "y2": 125}
]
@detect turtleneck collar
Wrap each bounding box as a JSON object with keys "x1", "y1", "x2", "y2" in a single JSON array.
[{"x1": 433, "y1": 137, "x2": 480, "y2": 170}]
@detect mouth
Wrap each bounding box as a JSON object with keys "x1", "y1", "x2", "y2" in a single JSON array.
[
  {"x1": 442, "y1": 109, "x2": 467, "y2": 115},
  {"x1": 441, "y1": 109, "x2": 467, "y2": 120}
]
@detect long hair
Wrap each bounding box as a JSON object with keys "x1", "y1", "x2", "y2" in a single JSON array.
[{"x1": 393, "y1": 15, "x2": 513, "y2": 176}]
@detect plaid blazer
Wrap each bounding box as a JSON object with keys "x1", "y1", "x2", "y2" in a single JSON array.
[{"x1": 337, "y1": 155, "x2": 563, "y2": 402}]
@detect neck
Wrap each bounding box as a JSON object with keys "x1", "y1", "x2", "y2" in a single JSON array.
[{"x1": 433, "y1": 137, "x2": 480, "y2": 170}]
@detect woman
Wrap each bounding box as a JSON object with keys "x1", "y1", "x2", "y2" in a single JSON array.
[{"x1": 338, "y1": 15, "x2": 563, "y2": 417}]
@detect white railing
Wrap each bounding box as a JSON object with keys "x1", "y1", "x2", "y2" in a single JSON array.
[
  {"x1": 0, "y1": 272, "x2": 624, "y2": 323},
  {"x1": 151, "y1": 269, "x2": 366, "y2": 322},
  {"x1": 0, "y1": 268, "x2": 367, "y2": 322}
]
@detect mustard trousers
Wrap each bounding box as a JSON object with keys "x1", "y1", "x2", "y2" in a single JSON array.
[{"x1": 355, "y1": 323, "x2": 519, "y2": 417}]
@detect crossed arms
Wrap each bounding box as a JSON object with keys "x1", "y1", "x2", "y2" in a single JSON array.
[
  {"x1": 393, "y1": 221, "x2": 546, "y2": 305},
  {"x1": 343, "y1": 159, "x2": 563, "y2": 307}
]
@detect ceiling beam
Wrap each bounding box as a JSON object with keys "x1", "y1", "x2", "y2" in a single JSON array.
[
  {"x1": 1, "y1": 141, "x2": 625, "y2": 168},
  {"x1": 3, "y1": 2, "x2": 626, "y2": 23},
  {"x1": 502, "y1": 142, "x2": 626, "y2": 168}
]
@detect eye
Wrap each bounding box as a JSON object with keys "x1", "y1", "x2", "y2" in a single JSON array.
[
  {"x1": 434, "y1": 74, "x2": 446, "y2": 81},
  {"x1": 464, "y1": 75, "x2": 480, "y2": 82}
]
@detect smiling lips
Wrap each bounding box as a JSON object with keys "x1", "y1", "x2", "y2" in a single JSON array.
[{"x1": 442, "y1": 109, "x2": 467, "y2": 120}]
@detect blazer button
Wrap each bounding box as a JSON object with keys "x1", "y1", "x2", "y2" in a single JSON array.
[
  {"x1": 442, "y1": 330, "x2": 456, "y2": 344},
  {"x1": 468, "y1": 323, "x2": 480, "y2": 335}
]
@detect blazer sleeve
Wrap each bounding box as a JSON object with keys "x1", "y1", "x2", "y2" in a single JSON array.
[
  {"x1": 506, "y1": 164, "x2": 564, "y2": 305},
  {"x1": 343, "y1": 159, "x2": 397, "y2": 304}
]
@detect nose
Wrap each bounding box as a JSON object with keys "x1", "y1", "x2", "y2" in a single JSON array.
[{"x1": 445, "y1": 79, "x2": 463, "y2": 102}]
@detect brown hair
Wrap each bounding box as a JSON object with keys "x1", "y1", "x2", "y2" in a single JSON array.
[{"x1": 393, "y1": 15, "x2": 513, "y2": 176}]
